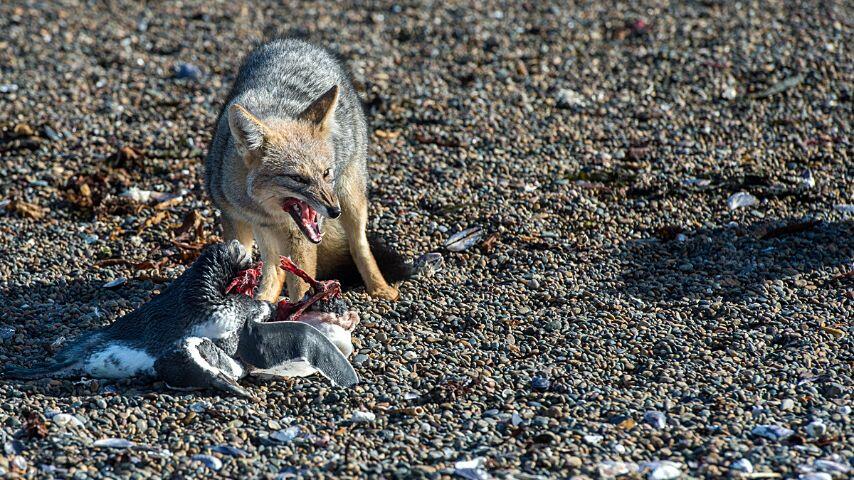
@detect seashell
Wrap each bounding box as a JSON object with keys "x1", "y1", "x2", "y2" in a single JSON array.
[
  {"x1": 93, "y1": 438, "x2": 136, "y2": 449},
  {"x1": 727, "y1": 192, "x2": 758, "y2": 210},
  {"x1": 643, "y1": 411, "x2": 667, "y2": 429},
  {"x1": 102, "y1": 278, "x2": 127, "y2": 289},
  {"x1": 751, "y1": 424, "x2": 794, "y2": 440},
  {"x1": 191, "y1": 454, "x2": 222, "y2": 471},
  {"x1": 350, "y1": 410, "x2": 376, "y2": 423},
  {"x1": 445, "y1": 227, "x2": 483, "y2": 252},
  {"x1": 211, "y1": 445, "x2": 249, "y2": 457},
  {"x1": 270, "y1": 426, "x2": 300, "y2": 443},
  {"x1": 51, "y1": 414, "x2": 83, "y2": 428}
]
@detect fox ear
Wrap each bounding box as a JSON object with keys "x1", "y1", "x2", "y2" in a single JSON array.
[
  {"x1": 298, "y1": 85, "x2": 338, "y2": 133},
  {"x1": 228, "y1": 103, "x2": 269, "y2": 156}
]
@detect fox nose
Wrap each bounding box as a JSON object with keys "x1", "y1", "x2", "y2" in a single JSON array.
[{"x1": 326, "y1": 205, "x2": 341, "y2": 218}]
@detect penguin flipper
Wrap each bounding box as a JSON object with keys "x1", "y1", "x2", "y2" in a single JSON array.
[
  {"x1": 155, "y1": 337, "x2": 251, "y2": 398},
  {"x1": 238, "y1": 321, "x2": 358, "y2": 388}
]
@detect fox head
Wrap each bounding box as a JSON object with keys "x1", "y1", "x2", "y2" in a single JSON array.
[{"x1": 228, "y1": 85, "x2": 341, "y2": 243}]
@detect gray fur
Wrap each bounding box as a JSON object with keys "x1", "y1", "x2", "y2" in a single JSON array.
[{"x1": 205, "y1": 39, "x2": 368, "y2": 226}]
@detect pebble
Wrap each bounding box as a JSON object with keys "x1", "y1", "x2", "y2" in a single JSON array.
[
  {"x1": 812, "y1": 459, "x2": 850, "y2": 474},
  {"x1": 643, "y1": 411, "x2": 667, "y2": 429},
  {"x1": 2, "y1": 2, "x2": 851, "y2": 478},
  {"x1": 454, "y1": 458, "x2": 490, "y2": 480},
  {"x1": 188, "y1": 401, "x2": 210, "y2": 413},
  {"x1": 174, "y1": 63, "x2": 202, "y2": 81},
  {"x1": 51, "y1": 413, "x2": 84, "y2": 428},
  {"x1": 352, "y1": 354, "x2": 369, "y2": 365},
  {"x1": 805, "y1": 419, "x2": 826, "y2": 438},
  {"x1": 642, "y1": 461, "x2": 682, "y2": 480},
  {"x1": 728, "y1": 192, "x2": 759, "y2": 210},
  {"x1": 555, "y1": 88, "x2": 587, "y2": 108},
  {"x1": 531, "y1": 376, "x2": 550, "y2": 391},
  {"x1": 93, "y1": 438, "x2": 135, "y2": 449},
  {"x1": 799, "y1": 474, "x2": 832, "y2": 480},
  {"x1": 597, "y1": 461, "x2": 638, "y2": 477},
  {"x1": 270, "y1": 426, "x2": 300, "y2": 443},
  {"x1": 211, "y1": 445, "x2": 249, "y2": 457},
  {"x1": 0, "y1": 326, "x2": 15, "y2": 341},
  {"x1": 350, "y1": 411, "x2": 376, "y2": 423},
  {"x1": 730, "y1": 459, "x2": 753, "y2": 473},
  {"x1": 191, "y1": 454, "x2": 222, "y2": 471},
  {"x1": 751, "y1": 424, "x2": 794, "y2": 441}
]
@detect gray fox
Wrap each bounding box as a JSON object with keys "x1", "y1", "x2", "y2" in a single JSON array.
[{"x1": 204, "y1": 39, "x2": 399, "y2": 302}]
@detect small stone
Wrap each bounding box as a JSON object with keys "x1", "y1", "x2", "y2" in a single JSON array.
[
  {"x1": 799, "y1": 474, "x2": 832, "y2": 480},
  {"x1": 730, "y1": 459, "x2": 753, "y2": 473},
  {"x1": 728, "y1": 192, "x2": 759, "y2": 210},
  {"x1": 0, "y1": 327, "x2": 15, "y2": 341},
  {"x1": 643, "y1": 461, "x2": 682, "y2": 480},
  {"x1": 643, "y1": 411, "x2": 667, "y2": 429},
  {"x1": 353, "y1": 354, "x2": 369, "y2": 365},
  {"x1": 597, "y1": 461, "x2": 638, "y2": 477},
  {"x1": 51, "y1": 414, "x2": 83, "y2": 428},
  {"x1": 350, "y1": 411, "x2": 376, "y2": 423},
  {"x1": 173, "y1": 63, "x2": 202, "y2": 80},
  {"x1": 650, "y1": 466, "x2": 680, "y2": 480},
  {"x1": 191, "y1": 454, "x2": 222, "y2": 471},
  {"x1": 555, "y1": 88, "x2": 587, "y2": 108},
  {"x1": 781, "y1": 398, "x2": 795, "y2": 410},
  {"x1": 805, "y1": 419, "x2": 826, "y2": 438},
  {"x1": 751, "y1": 424, "x2": 794, "y2": 441},
  {"x1": 531, "y1": 376, "x2": 550, "y2": 391},
  {"x1": 93, "y1": 438, "x2": 135, "y2": 449},
  {"x1": 102, "y1": 278, "x2": 127, "y2": 289},
  {"x1": 821, "y1": 382, "x2": 844, "y2": 398},
  {"x1": 270, "y1": 426, "x2": 300, "y2": 443}
]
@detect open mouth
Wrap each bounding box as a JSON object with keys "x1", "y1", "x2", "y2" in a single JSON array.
[{"x1": 282, "y1": 198, "x2": 324, "y2": 243}]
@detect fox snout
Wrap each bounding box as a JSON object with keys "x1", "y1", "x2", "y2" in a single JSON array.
[
  {"x1": 316, "y1": 189, "x2": 341, "y2": 219},
  {"x1": 326, "y1": 205, "x2": 341, "y2": 219}
]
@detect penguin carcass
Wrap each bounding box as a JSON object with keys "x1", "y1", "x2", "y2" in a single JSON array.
[{"x1": 3, "y1": 241, "x2": 359, "y2": 396}]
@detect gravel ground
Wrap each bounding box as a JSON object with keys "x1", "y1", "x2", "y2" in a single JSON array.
[{"x1": 1, "y1": 1, "x2": 852, "y2": 478}]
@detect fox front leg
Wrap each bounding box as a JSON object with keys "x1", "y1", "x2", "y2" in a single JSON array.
[
  {"x1": 283, "y1": 235, "x2": 317, "y2": 302},
  {"x1": 253, "y1": 226, "x2": 287, "y2": 302}
]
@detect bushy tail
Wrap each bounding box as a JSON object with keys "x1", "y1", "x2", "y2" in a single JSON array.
[{"x1": 328, "y1": 235, "x2": 440, "y2": 289}]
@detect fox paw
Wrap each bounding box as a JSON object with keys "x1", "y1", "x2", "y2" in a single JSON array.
[{"x1": 368, "y1": 285, "x2": 399, "y2": 301}]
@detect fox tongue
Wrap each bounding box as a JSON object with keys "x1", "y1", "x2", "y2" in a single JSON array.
[
  {"x1": 283, "y1": 198, "x2": 322, "y2": 242},
  {"x1": 297, "y1": 201, "x2": 323, "y2": 241},
  {"x1": 301, "y1": 203, "x2": 315, "y2": 224}
]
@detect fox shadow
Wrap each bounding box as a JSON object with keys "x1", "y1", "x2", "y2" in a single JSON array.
[{"x1": 607, "y1": 219, "x2": 852, "y2": 303}]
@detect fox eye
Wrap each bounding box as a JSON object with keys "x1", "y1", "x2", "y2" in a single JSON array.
[
  {"x1": 323, "y1": 168, "x2": 332, "y2": 179},
  {"x1": 286, "y1": 174, "x2": 308, "y2": 184}
]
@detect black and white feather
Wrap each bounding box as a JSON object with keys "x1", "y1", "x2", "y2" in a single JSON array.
[{"x1": 3, "y1": 241, "x2": 357, "y2": 396}]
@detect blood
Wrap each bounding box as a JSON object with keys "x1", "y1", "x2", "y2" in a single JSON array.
[
  {"x1": 226, "y1": 256, "x2": 342, "y2": 322},
  {"x1": 225, "y1": 262, "x2": 263, "y2": 298}
]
